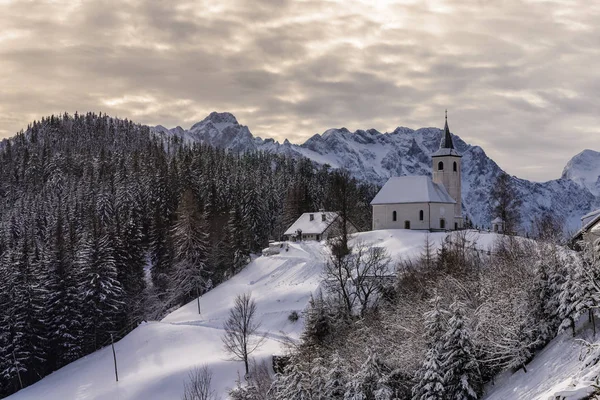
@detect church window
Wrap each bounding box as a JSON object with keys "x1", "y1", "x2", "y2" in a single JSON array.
[
  {"x1": 453, "y1": 162, "x2": 457, "y2": 172},
  {"x1": 404, "y1": 220, "x2": 411, "y2": 229},
  {"x1": 440, "y1": 219, "x2": 446, "y2": 229},
  {"x1": 392, "y1": 211, "x2": 397, "y2": 221},
  {"x1": 455, "y1": 222, "x2": 458, "y2": 230},
  {"x1": 438, "y1": 161, "x2": 444, "y2": 171},
  {"x1": 419, "y1": 210, "x2": 424, "y2": 221}
]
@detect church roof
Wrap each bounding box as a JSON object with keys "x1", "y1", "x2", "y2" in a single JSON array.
[
  {"x1": 432, "y1": 111, "x2": 461, "y2": 157},
  {"x1": 370, "y1": 176, "x2": 456, "y2": 205}
]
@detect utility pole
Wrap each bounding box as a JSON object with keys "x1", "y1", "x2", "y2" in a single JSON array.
[
  {"x1": 12, "y1": 350, "x2": 23, "y2": 389},
  {"x1": 111, "y1": 334, "x2": 119, "y2": 382},
  {"x1": 196, "y1": 286, "x2": 201, "y2": 315}
]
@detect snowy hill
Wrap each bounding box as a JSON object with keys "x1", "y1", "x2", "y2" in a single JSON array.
[
  {"x1": 8, "y1": 230, "x2": 600, "y2": 400},
  {"x1": 4, "y1": 230, "x2": 478, "y2": 400},
  {"x1": 153, "y1": 113, "x2": 600, "y2": 232}
]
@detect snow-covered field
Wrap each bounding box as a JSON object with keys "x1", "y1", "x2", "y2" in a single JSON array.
[{"x1": 7, "y1": 229, "x2": 600, "y2": 400}]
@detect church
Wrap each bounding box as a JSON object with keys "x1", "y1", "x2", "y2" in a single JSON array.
[{"x1": 371, "y1": 112, "x2": 463, "y2": 231}]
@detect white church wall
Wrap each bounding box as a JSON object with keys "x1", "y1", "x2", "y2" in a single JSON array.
[{"x1": 372, "y1": 202, "x2": 456, "y2": 230}]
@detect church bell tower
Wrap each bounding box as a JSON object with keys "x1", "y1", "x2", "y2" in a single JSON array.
[{"x1": 432, "y1": 111, "x2": 463, "y2": 229}]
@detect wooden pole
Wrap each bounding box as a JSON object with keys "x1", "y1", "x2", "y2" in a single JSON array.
[
  {"x1": 12, "y1": 350, "x2": 23, "y2": 389},
  {"x1": 196, "y1": 286, "x2": 201, "y2": 315},
  {"x1": 111, "y1": 334, "x2": 119, "y2": 382}
]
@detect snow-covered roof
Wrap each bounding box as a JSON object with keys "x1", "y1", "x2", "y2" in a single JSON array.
[
  {"x1": 370, "y1": 176, "x2": 456, "y2": 205},
  {"x1": 582, "y1": 208, "x2": 600, "y2": 222},
  {"x1": 491, "y1": 217, "x2": 504, "y2": 224},
  {"x1": 573, "y1": 209, "x2": 600, "y2": 240},
  {"x1": 284, "y1": 211, "x2": 339, "y2": 236}
]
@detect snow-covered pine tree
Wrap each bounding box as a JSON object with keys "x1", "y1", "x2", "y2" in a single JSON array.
[
  {"x1": 440, "y1": 301, "x2": 481, "y2": 400},
  {"x1": 169, "y1": 189, "x2": 211, "y2": 307},
  {"x1": 344, "y1": 352, "x2": 393, "y2": 400},
  {"x1": 44, "y1": 206, "x2": 82, "y2": 370},
  {"x1": 268, "y1": 361, "x2": 313, "y2": 400},
  {"x1": 412, "y1": 295, "x2": 448, "y2": 400},
  {"x1": 77, "y1": 221, "x2": 124, "y2": 353},
  {"x1": 323, "y1": 352, "x2": 348, "y2": 400}
]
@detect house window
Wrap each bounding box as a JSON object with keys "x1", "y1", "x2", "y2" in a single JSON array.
[
  {"x1": 419, "y1": 210, "x2": 424, "y2": 221},
  {"x1": 438, "y1": 161, "x2": 444, "y2": 171},
  {"x1": 455, "y1": 222, "x2": 458, "y2": 230},
  {"x1": 453, "y1": 162, "x2": 457, "y2": 172},
  {"x1": 404, "y1": 220, "x2": 411, "y2": 229},
  {"x1": 322, "y1": 214, "x2": 326, "y2": 222},
  {"x1": 310, "y1": 214, "x2": 314, "y2": 221},
  {"x1": 440, "y1": 219, "x2": 445, "y2": 229},
  {"x1": 392, "y1": 211, "x2": 397, "y2": 221}
]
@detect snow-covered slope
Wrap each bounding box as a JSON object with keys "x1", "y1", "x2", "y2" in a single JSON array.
[
  {"x1": 5, "y1": 230, "x2": 485, "y2": 400},
  {"x1": 9, "y1": 230, "x2": 600, "y2": 399},
  {"x1": 153, "y1": 113, "x2": 600, "y2": 232},
  {"x1": 484, "y1": 322, "x2": 600, "y2": 400}
]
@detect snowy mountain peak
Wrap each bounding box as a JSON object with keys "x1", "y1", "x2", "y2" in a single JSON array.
[
  {"x1": 561, "y1": 149, "x2": 600, "y2": 196},
  {"x1": 199, "y1": 111, "x2": 239, "y2": 127},
  {"x1": 150, "y1": 113, "x2": 599, "y2": 232}
]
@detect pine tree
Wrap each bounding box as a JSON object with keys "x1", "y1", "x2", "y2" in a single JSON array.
[
  {"x1": 170, "y1": 190, "x2": 210, "y2": 307},
  {"x1": 77, "y1": 224, "x2": 124, "y2": 352},
  {"x1": 44, "y1": 207, "x2": 82, "y2": 369},
  {"x1": 440, "y1": 301, "x2": 480, "y2": 400},
  {"x1": 412, "y1": 296, "x2": 448, "y2": 400}
]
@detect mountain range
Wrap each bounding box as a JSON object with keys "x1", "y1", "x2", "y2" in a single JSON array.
[{"x1": 153, "y1": 112, "x2": 600, "y2": 233}]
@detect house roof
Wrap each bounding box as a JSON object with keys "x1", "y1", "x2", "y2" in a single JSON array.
[
  {"x1": 284, "y1": 211, "x2": 339, "y2": 236},
  {"x1": 491, "y1": 217, "x2": 504, "y2": 224},
  {"x1": 572, "y1": 209, "x2": 600, "y2": 241},
  {"x1": 432, "y1": 111, "x2": 461, "y2": 158},
  {"x1": 370, "y1": 176, "x2": 456, "y2": 205}
]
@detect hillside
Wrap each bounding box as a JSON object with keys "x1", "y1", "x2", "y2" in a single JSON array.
[
  {"x1": 5, "y1": 230, "x2": 478, "y2": 400},
  {"x1": 7, "y1": 230, "x2": 600, "y2": 399},
  {"x1": 154, "y1": 112, "x2": 600, "y2": 232}
]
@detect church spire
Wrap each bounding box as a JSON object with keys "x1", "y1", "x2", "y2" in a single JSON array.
[{"x1": 440, "y1": 109, "x2": 455, "y2": 149}]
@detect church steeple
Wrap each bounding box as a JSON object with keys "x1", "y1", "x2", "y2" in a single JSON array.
[
  {"x1": 433, "y1": 110, "x2": 461, "y2": 157},
  {"x1": 440, "y1": 109, "x2": 455, "y2": 149}
]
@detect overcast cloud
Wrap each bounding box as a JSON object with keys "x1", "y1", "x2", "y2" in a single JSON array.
[{"x1": 1, "y1": 0, "x2": 599, "y2": 181}]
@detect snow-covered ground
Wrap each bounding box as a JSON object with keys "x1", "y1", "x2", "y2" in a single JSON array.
[
  {"x1": 484, "y1": 323, "x2": 600, "y2": 400},
  {"x1": 7, "y1": 229, "x2": 599, "y2": 400}
]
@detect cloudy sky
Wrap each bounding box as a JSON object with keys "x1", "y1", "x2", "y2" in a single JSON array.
[{"x1": 1, "y1": 0, "x2": 599, "y2": 181}]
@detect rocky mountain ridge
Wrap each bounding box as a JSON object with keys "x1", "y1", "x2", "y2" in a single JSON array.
[{"x1": 153, "y1": 112, "x2": 600, "y2": 232}]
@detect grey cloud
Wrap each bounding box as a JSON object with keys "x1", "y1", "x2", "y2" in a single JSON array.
[{"x1": 1, "y1": 0, "x2": 600, "y2": 182}]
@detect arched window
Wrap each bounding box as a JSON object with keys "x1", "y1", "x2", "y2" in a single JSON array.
[
  {"x1": 392, "y1": 211, "x2": 397, "y2": 222},
  {"x1": 438, "y1": 161, "x2": 444, "y2": 171},
  {"x1": 404, "y1": 220, "x2": 411, "y2": 229},
  {"x1": 440, "y1": 218, "x2": 445, "y2": 229},
  {"x1": 419, "y1": 210, "x2": 424, "y2": 221},
  {"x1": 453, "y1": 162, "x2": 457, "y2": 172}
]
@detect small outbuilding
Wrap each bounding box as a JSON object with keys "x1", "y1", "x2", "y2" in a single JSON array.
[
  {"x1": 572, "y1": 209, "x2": 600, "y2": 252},
  {"x1": 491, "y1": 217, "x2": 505, "y2": 234},
  {"x1": 283, "y1": 211, "x2": 358, "y2": 242}
]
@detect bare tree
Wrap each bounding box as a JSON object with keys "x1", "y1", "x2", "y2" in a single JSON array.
[
  {"x1": 182, "y1": 365, "x2": 219, "y2": 400},
  {"x1": 222, "y1": 293, "x2": 267, "y2": 375},
  {"x1": 488, "y1": 172, "x2": 522, "y2": 234},
  {"x1": 324, "y1": 241, "x2": 391, "y2": 316}
]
